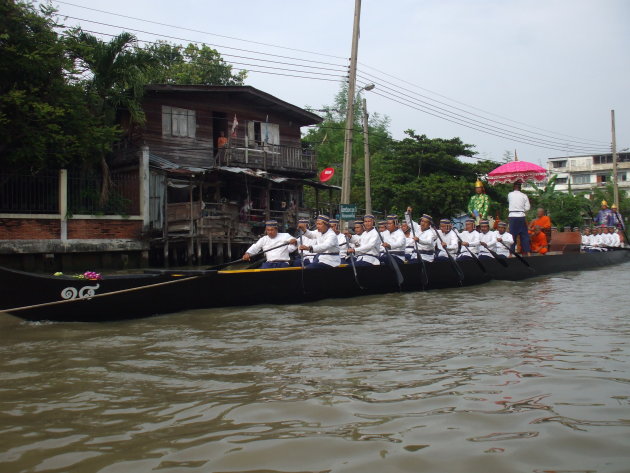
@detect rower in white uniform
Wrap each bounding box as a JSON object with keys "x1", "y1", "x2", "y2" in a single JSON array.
[
  {"x1": 243, "y1": 220, "x2": 297, "y2": 268},
  {"x1": 380, "y1": 214, "x2": 406, "y2": 264},
  {"x1": 296, "y1": 214, "x2": 340, "y2": 268},
  {"x1": 457, "y1": 218, "x2": 480, "y2": 260},
  {"x1": 404, "y1": 210, "x2": 437, "y2": 262},
  {"x1": 494, "y1": 221, "x2": 514, "y2": 258},
  {"x1": 435, "y1": 219, "x2": 458, "y2": 261},
  {"x1": 347, "y1": 214, "x2": 381, "y2": 266},
  {"x1": 478, "y1": 219, "x2": 498, "y2": 260}
]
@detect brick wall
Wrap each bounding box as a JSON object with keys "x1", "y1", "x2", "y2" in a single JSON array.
[
  {"x1": 0, "y1": 219, "x2": 60, "y2": 239},
  {"x1": 0, "y1": 218, "x2": 143, "y2": 240},
  {"x1": 68, "y1": 220, "x2": 142, "y2": 239}
]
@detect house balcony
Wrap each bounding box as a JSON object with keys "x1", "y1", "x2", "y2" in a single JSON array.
[{"x1": 219, "y1": 138, "x2": 316, "y2": 177}]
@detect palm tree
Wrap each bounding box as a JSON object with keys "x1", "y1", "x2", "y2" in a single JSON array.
[{"x1": 66, "y1": 30, "x2": 155, "y2": 205}]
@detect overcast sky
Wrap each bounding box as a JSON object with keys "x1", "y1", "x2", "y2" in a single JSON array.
[{"x1": 48, "y1": 0, "x2": 630, "y2": 166}]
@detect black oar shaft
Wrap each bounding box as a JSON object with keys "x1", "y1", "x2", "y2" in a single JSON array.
[
  {"x1": 376, "y1": 229, "x2": 404, "y2": 289},
  {"x1": 451, "y1": 227, "x2": 487, "y2": 273},
  {"x1": 345, "y1": 234, "x2": 364, "y2": 290},
  {"x1": 406, "y1": 211, "x2": 429, "y2": 287},
  {"x1": 498, "y1": 240, "x2": 533, "y2": 269},
  {"x1": 432, "y1": 225, "x2": 464, "y2": 283}
]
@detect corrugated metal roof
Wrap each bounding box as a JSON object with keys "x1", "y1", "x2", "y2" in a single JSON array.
[{"x1": 149, "y1": 153, "x2": 339, "y2": 190}]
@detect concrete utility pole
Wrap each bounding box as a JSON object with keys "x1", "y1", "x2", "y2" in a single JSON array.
[
  {"x1": 340, "y1": 0, "x2": 361, "y2": 207},
  {"x1": 611, "y1": 109, "x2": 619, "y2": 207},
  {"x1": 362, "y1": 96, "x2": 372, "y2": 214}
]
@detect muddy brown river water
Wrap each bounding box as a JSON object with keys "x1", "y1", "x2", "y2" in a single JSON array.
[{"x1": 1, "y1": 263, "x2": 629, "y2": 472}]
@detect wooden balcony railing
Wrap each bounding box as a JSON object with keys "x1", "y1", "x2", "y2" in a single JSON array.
[{"x1": 218, "y1": 138, "x2": 316, "y2": 174}]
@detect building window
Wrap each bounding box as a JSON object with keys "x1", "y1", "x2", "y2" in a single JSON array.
[
  {"x1": 552, "y1": 160, "x2": 567, "y2": 168},
  {"x1": 572, "y1": 174, "x2": 591, "y2": 185},
  {"x1": 162, "y1": 106, "x2": 196, "y2": 138},
  {"x1": 618, "y1": 172, "x2": 627, "y2": 182},
  {"x1": 555, "y1": 177, "x2": 568, "y2": 184},
  {"x1": 593, "y1": 155, "x2": 613, "y2": 165}
]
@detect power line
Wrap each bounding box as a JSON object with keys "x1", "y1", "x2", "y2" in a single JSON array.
[
  {"x1": 53, "y1": 5, "x2": 619, "y2": 153},
  {"x1": 369, "y1": 89, "x2": 611, "y2": 155},
  {"x1": 59, "y1": 15, "x2": 349, "y2": 69},
  {"x1": 358, "y1": 79, "x2": 609, "y2": 154},
  {"x1": 357, "y1": 70, "x2": 609, "y2": 150},
  {"x1": 59, "y1": 30, "x2": 347, "y2": 83},
  {"x1": 53, "y1": 0, "x2": 348, "y2": 61},
  {"x1": 358, "y1": 62, "x2": 610, "y2": 146}
]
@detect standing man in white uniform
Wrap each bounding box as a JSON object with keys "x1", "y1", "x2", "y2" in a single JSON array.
[{"x1": 507, "y1": 181, "x2": 531, "y2": 255}]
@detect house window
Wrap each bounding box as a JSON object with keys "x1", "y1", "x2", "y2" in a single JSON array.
[
  {"x1": 618, "y1": 172, "x2": 627, "y2": 182},
  {"x1": 162, "y1": 106, "x2": 196, "y2": 138},
  {"x1": 572, "y1": 174, "x2": 591, "y2": 185},
  {"x1": 552, "y1": 160, "x2": 567, "y2": 168},
  {"x1": 247, "y1": 121, "x2": 280, "y2": 146},
  {"x1": 555, "y1": 177, "x2": 568, "y2": 184}
]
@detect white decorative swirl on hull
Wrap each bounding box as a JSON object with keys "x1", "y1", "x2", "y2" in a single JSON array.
[{"x1": 60, "y1": 284, "x2": 100, "y2": 300}]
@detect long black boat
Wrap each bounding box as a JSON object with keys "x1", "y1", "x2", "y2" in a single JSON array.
[{"x1": 1, "y1": 249, "x2": 628, "y2": 323}]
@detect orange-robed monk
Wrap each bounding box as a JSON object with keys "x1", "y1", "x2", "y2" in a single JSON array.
[
  {"x1": 529, "y1": 207, "x2": 551, "y2": 233},
  {"x1": 530, "y1": 225, "x2": 549, "y2": 254}
]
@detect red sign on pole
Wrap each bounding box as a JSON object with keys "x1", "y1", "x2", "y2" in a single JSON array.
[{"x1": 319, "y1": 167, "x2": 335, "y2": 182}]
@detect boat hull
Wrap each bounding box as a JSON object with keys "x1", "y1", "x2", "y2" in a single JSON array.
[{"x1": 1, "y1": 250, "x2": 628, "y2": 322}]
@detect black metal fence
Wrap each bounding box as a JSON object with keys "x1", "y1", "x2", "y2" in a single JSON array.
[
  {"x1": 67, "y1": 171, "x2": 139, "y2": 216},
  {"x1": 0, "y1": 171, "x2": 139, "y2": 215},
  {"x1": 0, "y1": 172, "x2": 59, "y2": 214}
]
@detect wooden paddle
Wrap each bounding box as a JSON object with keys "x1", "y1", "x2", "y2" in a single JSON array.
[
  {"x1": 497, "y1": 240, "x2": 534, "y2": 269},
  {"x1": 407, "y1": 210, "x2": 429, "y2": 288},
  {"x1": 479, "y1": 240, "x2": 509, "y2": 268},
  {"x1": 207, "y1": 241, "x2": 290, "y2": 270},
  {"x1": 375, "y1": 228, "x2": 404, "y2": 289}
]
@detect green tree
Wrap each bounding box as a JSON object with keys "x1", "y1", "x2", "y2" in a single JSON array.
[
  {"x1": 0, "y1": 1, "x2": 106, "y2": 171},
  {"x1": 528, "y1": 175, "x2": 591, "y2": 229},
  {"x1": 370, "y1": 130, "x2": 479, "y2": 217},
  {"x1": 302, "y1": 84, "x2": 392, "y2": 211},
  {"x1": 66, "y1": 29, "x2": 157, "y2": 203},
  {"x1": 144, "y1": 42, "x2": 247, "y2": 85}
]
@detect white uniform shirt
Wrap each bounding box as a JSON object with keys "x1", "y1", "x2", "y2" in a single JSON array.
[
  {"x1": 352, "y1": 227, "x2": 381, "y2": 265},
  {"x1": 336, "y1": 232, "x2": 350, "y2": 259},
  {"x1": 508, "y1": 190, "x2": 531, "y2": 217},
  {"x1": 494, "y1": 230, "x2": 514, "y2": 257},
  {"x1": 610, "y1": 232, "x2": 621, "y2": 247},
  {"x1": 304, "y1": 228, "x2": 340, "y2": 266},
  {"x1": 404, "y1": 233, "x2": 415, "y2": 258},
  {"x1": 436, "y1": 230, "x2": 458, "y2": 258},
  {"x1": 381, "y1": 228, "x2": 406, "y2": 261},
  {"x1": 478, "y1": 230, "x2": 498, "y2": 257},
  {"x1": 246, "y1": 233, "x2": 297, "y2": 262},
  {"x1": 601, "y1": 232, "x2": 614, "y2": 248},
  {"x1": 459, "y1": 229, "x2": 480, "y2": 256}
]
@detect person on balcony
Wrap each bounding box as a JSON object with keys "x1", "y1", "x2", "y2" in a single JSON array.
[{"x1": 215, "y1": 131, "x2": 229, "y2": 166}]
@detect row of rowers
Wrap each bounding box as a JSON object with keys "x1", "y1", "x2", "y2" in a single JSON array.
[
  {"x1": 242, "y1": 211, "x2": 517, "y2": 270},
  {"x1": 581, "y1": 225, "x2": 624, "y2": 252}
]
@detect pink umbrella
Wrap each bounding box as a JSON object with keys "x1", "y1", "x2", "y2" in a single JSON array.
[{"x1": 487, "y1": 156, "x2": 547, "y2": 185}]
